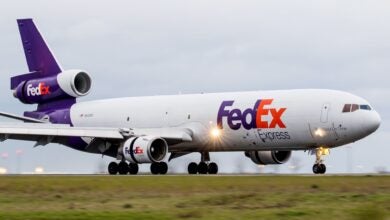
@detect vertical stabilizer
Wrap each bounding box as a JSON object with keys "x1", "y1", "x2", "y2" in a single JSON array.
[{"x1": 17, "y1": 19, "x2": 62, "y2": 76}]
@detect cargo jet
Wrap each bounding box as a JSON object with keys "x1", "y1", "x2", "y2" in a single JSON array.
[{"x1": 0, "y1": 19, "x2": 381, "y2": 174}]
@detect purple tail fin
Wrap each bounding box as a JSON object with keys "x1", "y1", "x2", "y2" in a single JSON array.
[
  {"x1": 18, "y1": 18, "x2": 62, "y2": 74},
  {"x1": 11, "y1": 19, "x2": 76, "y2": 123},
  {"x1": 11, "y1": 19, "x2": 62, "y2": 90},
  {"x1": 11, "y1": 19, "x2": 92, "y2": 124}
]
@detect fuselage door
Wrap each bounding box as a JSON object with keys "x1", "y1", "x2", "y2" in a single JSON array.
[{"x1": 320, "y1": 103, "x2": 330, "y2": 123}]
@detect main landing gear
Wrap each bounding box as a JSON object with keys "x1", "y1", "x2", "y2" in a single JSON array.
[
  {"x1": 108, "y1": 161, "x2": 168, "y2": 175},
  {"x1": 188, "y1": 152, "x2": 218, "y2": 175},
  {"x1": 150, "y1": 162, "x2": 168, "y2": 175},
  {"x1": 108, "y1": 161, "x2": 139, "y2": 175},
  {"x1": 312, "y1": 147, "x2": 329, "y2": 174}
]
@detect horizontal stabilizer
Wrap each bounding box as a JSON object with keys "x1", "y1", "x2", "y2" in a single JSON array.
[
  {"x1": 0, "y1": 111, "x2": 46, "y2": 123},
  {"x1": 10, "y1": 71, "x2": 40, "y2": 89}
]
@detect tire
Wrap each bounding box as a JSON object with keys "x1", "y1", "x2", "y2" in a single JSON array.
[
  {"x1": 108, "y1": 162, "x2": 118, "y2": 175},
  {"x1": 197, "y1": 162, "x2": 208, "y2": 174},
  {"x1": 159, "y1": 162, "x2": 168, "y2": 175},
  {"x1": 129, "y1": 163, "x2": 139, "y2": 175},
  {"x1": 319, "y1": 164, "x2": 326, "y2": 174},
  {"x1": 188, "y1": 162, "x2": 198, "y2": 174},
  {"x1": 312, "y1": 164, "x2": 320, "y2": 174},
  {"x1": 208, "y1": 162, "x2": 218, "y2": 174},
  {"x1": 118, "y1": 161, "x2": 129, "y2": 175},
  {"x1": 151, "y1": 162, "x2": 160, "y2": 175}
]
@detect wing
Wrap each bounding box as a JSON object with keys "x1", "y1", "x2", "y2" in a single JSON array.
[
  {"x1": 0, "y1": 123, "x2": 125, "y2": 147},
  {"x1": 0, "y1": 122, "x2": 193, "y2": 149}
]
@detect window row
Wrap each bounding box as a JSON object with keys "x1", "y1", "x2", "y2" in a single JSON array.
[{"x1": 342, "y1": 104, "x2": 372, "y2": 113}]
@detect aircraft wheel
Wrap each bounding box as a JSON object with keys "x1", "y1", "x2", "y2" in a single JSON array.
[
  {"x1": 197, "y1": 162, "x2": 208, "y2": 174},
  {"x1": 312, "y1": 164, "x2": 320, "y2": 174},
  {"x1": 208, "y1": 162, "x2": 218, "y2": 174},
  {"x1": 313, "y1": 164, "x2": 326, "y2": 174},
  {"x1": 188, "y1": 162, "x2": 198, "y2": 174},
  {"x1": 118, "y1": 161, "x2": 129, "y2": 175},
  {"x1": 129, "y1": 163, "x2": 139, "y2": 175},
  {"x1": 159, "y1": 162, "x2": 168, "y2": 175},
  {"x1": 150, "y1": 163, "x2": 159, "y2": 175},
  {"x1": 319, "y1": 164, "x2": 326, "y2": 174},
  {"x1": 108, "y1": 162, "x2": 118, "y2": 175}
]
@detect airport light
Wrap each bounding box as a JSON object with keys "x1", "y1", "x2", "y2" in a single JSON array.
[
  {"x1": 1, "y1": 152, "x2": 9, "y2": 159},
  {"x1": 34, "y1": 166, "x2": 44, "y2": 174},
  {"x1": 16, "y1": 149, "x2": 23, "y2": 155},
  {"x1": 0, "y1": 167, "x2": 7, "y2": 174},
  {"x1": 16, "y1": 149, "x2": 23, "y2": 174}
]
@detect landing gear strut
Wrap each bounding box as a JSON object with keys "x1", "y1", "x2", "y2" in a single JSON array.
[
  {"x1": 187, "y1": 152, "x2": 219, "y2": 175},
  {"x1": 107, "y1": 161, "x2": 139, "y2": 175},
  {"x1": 312, "y1": 147, "x2": 329, "y2": 174}
]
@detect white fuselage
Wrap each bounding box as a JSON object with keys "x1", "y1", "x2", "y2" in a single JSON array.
[{"x1": 70, "y1": 89, "x2": 381, "y2": 152}]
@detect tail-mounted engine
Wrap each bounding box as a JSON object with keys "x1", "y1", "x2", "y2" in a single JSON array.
[
  {"x1": 245, "y1": 150, "x2": 291, "y2": 165},
  {"x1": 122, "y1": 136, "x2": 168, "y2": 163},
  {"x1": 12, "y1": 69, "x2": 92, "y2": 104}
]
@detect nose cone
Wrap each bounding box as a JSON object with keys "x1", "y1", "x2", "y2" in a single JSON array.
[{"x1": 364, "y1": 111, "x2": 381, "y2": 134}]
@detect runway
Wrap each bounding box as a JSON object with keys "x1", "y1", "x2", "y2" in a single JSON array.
[
  {"x1": 0, "y1": 175, "x2": 388, "y2": 219},
  {"x1": 2, "y1": 173, "x2": 389, "y2": 177}
]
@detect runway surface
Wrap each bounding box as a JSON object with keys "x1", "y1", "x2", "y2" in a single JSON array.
[{"x1": 0, "y1": 175, "x2": 388, "y2": 219}]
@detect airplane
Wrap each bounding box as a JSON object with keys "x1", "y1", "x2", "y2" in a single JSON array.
[{"x1": 0, "y1": 18, "x2": 381, "y2": 175}]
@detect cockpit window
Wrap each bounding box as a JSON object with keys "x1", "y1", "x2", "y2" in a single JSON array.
[
  {"x1": 342, "y1": 104, "x2": 372, "y2": 113},
  {"x1": 360, "y1": 105, "x2": 372, "y2": 110},
  {"x1": 351, "y1": 104, "x2": 359, "y2": 112},
  {"x1": 342, "y1": 104, "x2": 351, "y2": 113}
]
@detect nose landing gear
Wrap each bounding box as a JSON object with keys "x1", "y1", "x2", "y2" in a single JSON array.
[
  {"x1": 312, "y1": 147, "x2": 329, "y2": 174},
  {"x1": 313, "y1": 163, "x2": 326, "y2": 174}
]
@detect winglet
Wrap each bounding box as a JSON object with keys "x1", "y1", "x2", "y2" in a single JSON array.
[{"x1": 16, "y1": 18, "x2": 62, "y2": 76}]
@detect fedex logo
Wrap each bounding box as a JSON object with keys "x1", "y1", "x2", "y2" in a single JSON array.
[
  {"x1": 134, "y1": 146, "x2": 144, "y2": 155},
  {"x1": 217, "y1": 99, "x2": 287, "y2": 130},
  {"x1": 124, "y1": 146, "x2": 144, "y2": 155},
  {"x1": 26, "y1": 83, "x2": 50, "y2": 96}
]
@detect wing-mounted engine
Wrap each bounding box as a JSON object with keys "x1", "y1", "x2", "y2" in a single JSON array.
[
  {"x1": 122, "y1": 136, "x2": 168, "y2": 163},
  {"x1": 13, "y1": 69, "x2": 92, "y2": 104},
  {"x1": 245, "y1": 150, "x2": 291, "y2": 165}
]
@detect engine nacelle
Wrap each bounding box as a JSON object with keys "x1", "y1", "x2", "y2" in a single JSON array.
[
  {"x1": 245, "y1": 150, "x2": 291, "y2": 165},
  {"x1": 57, "y1": 70, "x2": 92, "y2": 97},
  {"x1": 13, "y1": 69, "x2": 92, "y2": 104},
  {"x1": 122, "y1": 136, "x2": 168, "y2": 163}
]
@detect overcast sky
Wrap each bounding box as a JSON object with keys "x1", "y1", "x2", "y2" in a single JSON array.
[{"x1": 0, "y1": 1, "x2": 388, "y2": 174}]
